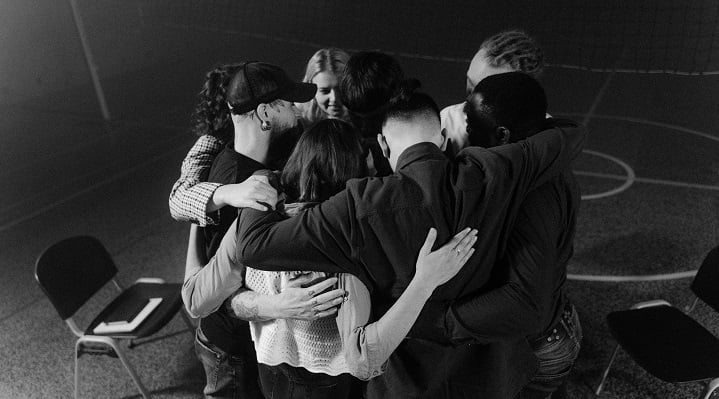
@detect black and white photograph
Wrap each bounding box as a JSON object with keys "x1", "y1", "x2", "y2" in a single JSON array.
[{"x1": 1, "y1": 1, "x2": 718, "y2": 398}]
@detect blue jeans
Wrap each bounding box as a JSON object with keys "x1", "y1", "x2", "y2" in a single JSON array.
[
  {"x1": 517, "y1": 304, "x2": 582, "y2": 399},
  {"x1": 258, "y1": 362, "x2": 356, "y2": 399},
  {"x1": 194, "y1": 327, "x2": 263, "y2": 399}
]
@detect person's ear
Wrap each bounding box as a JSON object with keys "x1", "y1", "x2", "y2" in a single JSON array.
[
  {"x1": 257, "y1": 103, "x2": 270, "y2": 118},
  {"x1": 377, "y1": 133, "x2": 390, "y2": 159},
  {"x1": 497, "y1": 126, "x2": 511, "y2": 145},
  {"x1": 256, "y1": 103, "x2": 272, "y2": 131},
  {"x1": 439, "y1": 128, "x2": 448, "y2": 151}
]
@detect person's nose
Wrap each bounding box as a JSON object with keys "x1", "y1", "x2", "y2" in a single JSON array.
[{"x1": 328, "y1": 89, "x2": 336, "y2": 104}]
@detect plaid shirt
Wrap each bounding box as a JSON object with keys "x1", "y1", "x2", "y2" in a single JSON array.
[{"x1": 168, "y1": 135, "x2": 223, "y2": 226}]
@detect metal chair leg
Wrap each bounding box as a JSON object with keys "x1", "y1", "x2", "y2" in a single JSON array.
[
  {"x1": 699, "y1": 377, "x2": 719, "y2": 399},
  {"x1": 74, "y1": 340, "x2": 81, "y2": 399},
  {"x1": 595, "y1": 344, "x2": 620, "y2": 396},
  {"x1": 107, "y1": 339, "x2": 151, "y2": 399},
  {"x1": 78, "y1": 336, "x2": 150, "y2": 399}
]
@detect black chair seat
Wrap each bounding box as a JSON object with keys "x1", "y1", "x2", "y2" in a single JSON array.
[
  {"x1": 85, "y1": 282, "x2": 184, "y2": 339},
  {"x1": 607, "y1": 305, "x2": 719, "y2": 383}
]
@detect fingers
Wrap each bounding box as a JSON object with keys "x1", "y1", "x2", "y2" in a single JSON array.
[
  {"x1": 453, "y1": 229, "x2": 478, "y2": 254},
  {"x1": 245, "y1": 201, "x2": 269, "y2": 212},
  {"x1": 303, "y1": 277, "x2": 339, "y2": 300},
  {"x1": 314, "y1": 307, "x2": 338, "y2": 319},
  {"x1": 225, "y1": 177, "x2": 279, "y2": 211},
  {"x1": 446, "y1": 227, "x2": 473, "y2": 249},
  {"x1": 419, "y1": 228, "x2": 438, "y2": 255},
  {"x1": 284, "y1": 273, "x2": 316, "y2": 288},
  {"x1": 311, "y1": 288, "x2": 346, "y2": 311}
]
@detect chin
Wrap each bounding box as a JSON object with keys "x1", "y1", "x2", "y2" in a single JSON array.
[{"x1": 325, "y1": 107, "x2": 345, "y2": 119}]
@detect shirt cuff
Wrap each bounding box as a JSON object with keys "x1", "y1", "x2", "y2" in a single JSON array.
[{"x1": 194, "y1": 182, "x2": 222, "y2": 226}]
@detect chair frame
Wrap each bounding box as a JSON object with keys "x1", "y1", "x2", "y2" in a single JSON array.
[
  {"x1": 595, "y1": 299, "x2": 719, "y2": 399},
  {"x1": 35, "y1": 234, "x2": 196, "y2": 399},
  {"x1": 65, "y1": 276, "x2": 194, "y2": 399}
]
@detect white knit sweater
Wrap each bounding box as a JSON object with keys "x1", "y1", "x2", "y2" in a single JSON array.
[{"x1": 243, "y1": 202, "x2": 350, "y2": 376}]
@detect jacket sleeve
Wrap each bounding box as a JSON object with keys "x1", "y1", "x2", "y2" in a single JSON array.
[
  {"x1": 169, "y1": 135, "x2": 223, "y2": 226},
  {"x1": 459, "y1": 118, "x2": 586, "y2": 199},
  {"x1": 235, "y1": 189, "x2": 361, "y2": 276}
]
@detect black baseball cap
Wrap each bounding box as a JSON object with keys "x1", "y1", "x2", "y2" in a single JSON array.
[{"x1": 227, "y1": 62, "x2": 317, "y2": 115}]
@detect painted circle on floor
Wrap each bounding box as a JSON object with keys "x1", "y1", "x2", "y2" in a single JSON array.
[
  {"x1": 577, "y1": 150, "x2": 636, "y2": 200},
  {"x1": 561, "y1": 113, "x2": 719, "y2": 282}
]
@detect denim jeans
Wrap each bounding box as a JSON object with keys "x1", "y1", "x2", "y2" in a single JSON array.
[
  {"x1": 517, "y1": 304, "x2": 583, "y2": 399},
  {"x1": 194, "y1": 327, "x2": 263, "y2": 399},
  {"x1": 258, "y1": 362, "x2": 356, "y2": 399}
]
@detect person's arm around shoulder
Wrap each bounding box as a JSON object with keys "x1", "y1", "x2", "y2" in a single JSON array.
[
  {"x1": 169, "y1": 135, "x2": 224, "y2": 226},
  {"x1": 236, "y1": 189, "x2": 360, "y2": 275},
  {"x1": 338, "y1": 227, "x2": 477, "y2": 380},
  {"x1": 169, "y1": 135, "x2": 279, "y2": 226},
  {"x1": 499, "y1": 118, "x2": 586, "y2": 190},
  {"x1": 460, "y1": 118, "x2": 587, "y2": 194},
  {"x1": 181, "y1": 221, "x2": 244, "y2": 318}
]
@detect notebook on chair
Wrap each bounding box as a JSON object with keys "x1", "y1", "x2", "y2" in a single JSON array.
[{"x1": 93, "y1": 297, "x2": 163, "y2": 334}]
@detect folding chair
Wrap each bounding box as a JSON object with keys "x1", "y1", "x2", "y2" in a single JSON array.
[
  {"x1": 595, "y1": 245, "x2": 719, "y2": 399},
  {"x1": 34, "y1": 236, "x2": 194, "y2": 399}
]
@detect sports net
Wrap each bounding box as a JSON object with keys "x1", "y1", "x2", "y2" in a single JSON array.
[{"x1": 138, "y1": 0, "x2": 719, "y2": 75}]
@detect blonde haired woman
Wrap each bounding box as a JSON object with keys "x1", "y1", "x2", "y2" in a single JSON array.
[{"x1": 296, "y1": 48, "x2": 350, "y2": 123}]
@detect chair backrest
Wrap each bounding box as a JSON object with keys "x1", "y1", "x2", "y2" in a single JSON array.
[
  {"x1": 34, "y1": 236, "x2": 118, "y2": 320},
  {"x1": 691, "y1": 244, "x2": 719, "y2": 313}
]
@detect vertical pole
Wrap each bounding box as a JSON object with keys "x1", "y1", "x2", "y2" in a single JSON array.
[{"x1": 68, "y1": 0, "x2": 111, "y2": 120}]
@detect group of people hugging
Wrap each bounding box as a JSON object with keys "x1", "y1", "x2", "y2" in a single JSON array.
[{"x1": 169, "y1": 29, "x2": 585, "y2": 399}]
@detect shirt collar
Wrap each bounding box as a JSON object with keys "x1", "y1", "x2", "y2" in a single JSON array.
[{"x1": 395, "y1": 142, "x2": 446, "y2": 171}]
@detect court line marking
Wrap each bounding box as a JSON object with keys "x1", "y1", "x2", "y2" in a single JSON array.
[
  {"x1": 582, "y1": 67, "x2": 617, "y2": 126},
  {"x1": 578, "y1": 150, "x2": 636, "y2": 199},
  {"x1": 568, "y1": 270, "x2": 697, "y2": 282},
  {"x1": 562, "y1": 113, "x2": 719, "y2": 144},
  {"x1": 575, "y1": 171, "x2": 719, "y2": 191}
]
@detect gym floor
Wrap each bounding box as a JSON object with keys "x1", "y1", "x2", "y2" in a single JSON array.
[{"x1": 1, "y1": 2, "x2": 718, "y2": 398}]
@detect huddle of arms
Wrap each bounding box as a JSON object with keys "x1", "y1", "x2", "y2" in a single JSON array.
[{"x1": 182, "y1": 218, "x2": 477, "y2": 379}]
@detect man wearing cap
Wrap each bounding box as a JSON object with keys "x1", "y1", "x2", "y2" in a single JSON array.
[{"x1": 182, "y1": 62, "x2": 326, "y2": 399}]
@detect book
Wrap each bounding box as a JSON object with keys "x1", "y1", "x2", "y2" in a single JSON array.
[
  {"x1": 104, "y1": 298, "x2": 150, "y2": 325},
  {"x1": 93, "y1": 297, "x2": 163, "y2": 334}
]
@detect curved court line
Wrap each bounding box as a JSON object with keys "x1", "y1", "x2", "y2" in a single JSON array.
[
  {"x1": 562, "y1": 113, "x2": 719, "y2": 144},
  {"x1": 568, "y1": 270, "x2": 697, "y2": 282},
  {"x1": 563, "y1": 114, "x2": 717, "y2": 282},
  {"x1": 576, "y1": 171, "x2": 719, "y2": 191},
  {"x1": 577, "y1": 150, "x2": 636, "y2": 200}
]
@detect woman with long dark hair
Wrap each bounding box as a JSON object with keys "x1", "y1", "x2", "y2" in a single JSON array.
[{"x1": 237, "y1": 119, "x2": 477, "y2": 399}]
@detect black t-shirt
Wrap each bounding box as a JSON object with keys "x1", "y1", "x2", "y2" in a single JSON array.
[{"x1": 200, "y1": 143, "x2": 265, "y2": 355}]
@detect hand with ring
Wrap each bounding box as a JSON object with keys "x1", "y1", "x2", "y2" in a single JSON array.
[
  {"x1": 414, "y1": 227, "x2": 478, "y2": 288},
  {"x1": 271, "y1": 274, "x2": 346, "y2": 321}
]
